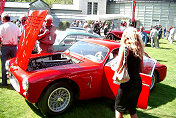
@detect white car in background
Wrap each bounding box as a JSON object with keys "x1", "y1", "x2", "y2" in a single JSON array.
[{"x1": 53, "y1": 30, "x2": 103, "y2": 52}]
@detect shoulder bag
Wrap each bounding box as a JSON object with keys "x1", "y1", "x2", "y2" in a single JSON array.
[{"x1": 112, "y1": 46, "x2": 130, "y2": 83}]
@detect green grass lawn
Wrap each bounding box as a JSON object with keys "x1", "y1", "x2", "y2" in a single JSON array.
[{"x1": 0, "y1": 39, "x2": 176, "y2": 118}]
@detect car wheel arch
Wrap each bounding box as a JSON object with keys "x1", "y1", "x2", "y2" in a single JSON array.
[
  {"x1": 36, "y1": 78, "x2": 80, "y2": 106},
  {"x1": 150, "y1": 70, "x2": 159, "y2": 91},
  {"x1": 106, "y1": 33, "x2": 120, "y2": 41},
  {"x1": 106, "y1": 33, "x2": 115, "y2": 40},
  {"x1": 37, "y1": 78, "x2": 80, "y2": 116}
]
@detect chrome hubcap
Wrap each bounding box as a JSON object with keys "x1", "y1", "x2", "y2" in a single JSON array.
[{"x1": 48, "y1": 87, "x2": 70, "y2": 112}]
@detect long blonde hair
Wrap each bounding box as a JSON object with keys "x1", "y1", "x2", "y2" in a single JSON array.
[{"x1": 120, "y1": 27, "x2": 144, "y2": 60}]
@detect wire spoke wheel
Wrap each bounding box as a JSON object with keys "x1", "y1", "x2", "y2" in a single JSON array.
[
  {"x1": 48, "y1": 87, "x2": 71, "y2": 112},
  {"x1": 38, "y1": 82, "x2": 75, "y2": 116}
]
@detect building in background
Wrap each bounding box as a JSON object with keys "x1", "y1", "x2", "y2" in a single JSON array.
[
  {"x1": 107, "y1": 0, "x2": 176, "y2": 30},
  {"x1": 4, "y1": 0, "x2": 176, "y2": 30}
]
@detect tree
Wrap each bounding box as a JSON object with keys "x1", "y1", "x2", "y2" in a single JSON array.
[{"x1": 6, "y1": 0, "x2": 73, "y2": 6}]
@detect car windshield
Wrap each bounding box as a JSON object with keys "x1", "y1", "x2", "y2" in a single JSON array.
[{"x1": 67, "y1": 41, "x2": 109, "y2": 63}]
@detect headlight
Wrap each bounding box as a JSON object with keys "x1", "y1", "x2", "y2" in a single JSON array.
[
  {"x1": 22, "y1": 75, "x2": 29, "y2": 91},
  {"x1": 9, "y1": 73, "x2": 20, "y2": 92},
  {"x1": 5, "y1": 60, "x2": 10, "y2": 70}
]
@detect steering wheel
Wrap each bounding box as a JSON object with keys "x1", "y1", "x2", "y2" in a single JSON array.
[{"x1": 95, "y1": 51, "x2": 105, "y2": 61}]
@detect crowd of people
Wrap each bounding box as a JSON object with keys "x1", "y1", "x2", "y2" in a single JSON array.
[
  {"x1": 130, "y1": 24, "x2": 175, "y2": 48},
  {"x1": 71, "y1": 19, "x2": 176, "y2": 47},
  {"x1": 71, "y1": 20, "x2": 114, "y2": 36},
  {"x1": 149, "y1": 25, "x2": 176, "y2": 48}
]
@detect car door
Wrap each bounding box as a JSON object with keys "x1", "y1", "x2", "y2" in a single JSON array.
[
  {"x1": 137, "y1": 56, "x2": 157, "y2": 109},
  {"x1": 103, "y1": 51, "x2": 156, "y2": 109}
]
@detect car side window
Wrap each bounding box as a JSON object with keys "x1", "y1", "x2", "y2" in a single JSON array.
[
  {"x1": 110, "y1": 48, "x2": 119, "y2": 59},
  {"x1": 76, "y1": 35, "x2": 90, "y2": 40},
  {"x1": 62, "y1": 35, "x2": 77, "y2": 45},
  {"x1": 105, "y1": 48, "x2": 119, "y2": 64}
]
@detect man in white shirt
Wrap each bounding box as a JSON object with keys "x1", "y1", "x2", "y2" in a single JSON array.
[
  {"x1": 0, "y1": 13, "x2": 21, "y2": 86},
  {"x1": 37, "y1": 15, "x2": 56, "y2": 53},
  {"x1": 150, "y1": 26, "x2": 159, "y2": 48},
  {"x1": 19, "y1": 15, "x2": 27, "y2": 33},
  {"x1": 168, "y1": 27, "x2": 176, "y2": 44}
]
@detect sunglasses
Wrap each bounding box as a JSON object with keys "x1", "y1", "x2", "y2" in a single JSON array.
[{"x1": 22, "y1": 19, "x2": 26, "y2": 21}]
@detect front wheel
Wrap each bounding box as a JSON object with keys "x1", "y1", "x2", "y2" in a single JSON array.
[{"x1": 38, "y1": 82, "x2": 74, "y2": 116}]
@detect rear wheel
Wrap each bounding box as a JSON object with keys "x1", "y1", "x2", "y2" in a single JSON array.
[
  {"x1": 150, "y1": 71, "x2": 157, "y2": 91},
  {"x1": 38, "y1": 82, "x2": 74, "y2": 116},
  {"x1": 106, "y1": 34, "x2": 115, "y2": 40}
]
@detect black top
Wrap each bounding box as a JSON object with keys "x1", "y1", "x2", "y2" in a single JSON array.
[
  {"x1": 120, "y1": 50, "x2": 142, "y2": 89},
  {"x1": 115, "y1": 49, "x2": 142, "y2": 114}
]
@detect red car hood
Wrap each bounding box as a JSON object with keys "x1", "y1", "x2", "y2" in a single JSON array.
[{"x1": 16, "y1": 10, "x2": 48, "y2": 70}]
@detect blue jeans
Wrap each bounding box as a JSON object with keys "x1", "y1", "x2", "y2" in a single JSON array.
[{"x1": 1, "y1": 45, "x2": 17, "y2": 85}]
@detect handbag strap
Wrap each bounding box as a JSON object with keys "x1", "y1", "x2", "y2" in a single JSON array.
[
  {"x1": 117, "y1": 46, "x2": 128, "y2": 73},
  {"x1": 124, "y1": 46, "x2": 128, "y2": 66}
]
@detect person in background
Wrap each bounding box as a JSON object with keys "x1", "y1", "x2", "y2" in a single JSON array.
[
  {"x1": 150, "y1": 26, "x2": 159, "y2": 48},
  {"x1": 104, "y1": 23, "x2": 109, "y2": 36},
  {"x1": 83, "y1": 21, "x2": 88, "y2": 29},
  {"x1": 167, "y1": 26, "x2": 173, "y2": 40},
  {"x1": 139, "y1": 26, "x2": 147, "y2": 46},
  {"x1": 19, "y1": 15, "x2": 27, "y2": 33},
  {"x1": 93, "y1": 20, "x2": 100, "y2": 35},
  {"x1": 16, "y1": 19, "x2": 21, "y2": 27},
  {"x1": 90, "y1": 21, "x2": 94, "y2": 29},
  {"x1": 168, "y1": 27, "x2": 176, "y2": 44},
  {"x1": 115, "y1": 27, "x2": 144, "y2": 118},
  {"x1": 76, "y1": 20, "x2": 79, "y2": 27},
  {"x1": 110, "y1": 21, "x2": 115, "y2": 31},
  {"x1": 163, "y1": 27, "x2": 166, "y2": 38},
  {"x1": 37, "y1": 15, "x2": 56, "y2": 53},
  {"x1": 0, "y1": 13, "x2": 21, "y2": 86},
  {"x1": 120, "y1": 22, "x2": 126, "y2": 31},
  {"x1": 71, "y1": 20, "x2": 77, "y2": 27},
  {"x1": 0, "y1": 15, "x2": 2, "y2": 25},
  {"x1": 158, "y1": 25, "x2": 162, "y2": 40},
  {"x1": 78, "y1": 20, "x2": 84, "y2": 28}
]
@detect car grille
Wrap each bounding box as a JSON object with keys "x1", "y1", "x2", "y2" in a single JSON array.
[{"x1": 8, "y1": 72, "x2": 20, "y2": 92}]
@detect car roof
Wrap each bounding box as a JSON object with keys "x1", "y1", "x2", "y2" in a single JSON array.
[
  {"x1": 65, "y1": 30, "x2": 101, "y2": 38},
  {"x1": 67, "y1": 27, "x2": 86, "y2": 31}
]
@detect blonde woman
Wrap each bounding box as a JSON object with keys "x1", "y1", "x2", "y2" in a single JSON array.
[{"x1": 115, "y1": 27, "x2": 144, "y2": 118}]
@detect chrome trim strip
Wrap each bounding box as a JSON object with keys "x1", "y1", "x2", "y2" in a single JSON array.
[{"x1": 142, "y1": 83, "x2": 150, "y2": 87}]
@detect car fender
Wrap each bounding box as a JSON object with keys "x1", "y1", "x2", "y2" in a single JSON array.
[{"x1": 107, "y1": 32, "x2": 121, "y2": 39}]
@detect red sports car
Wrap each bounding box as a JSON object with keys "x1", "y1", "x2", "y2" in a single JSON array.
[
  {"x1": 106, "y1": 30, "x2": 151, "y2": 42},
  {"x1": 5, "y1": 10, "x2": 167, "y2": 116}
]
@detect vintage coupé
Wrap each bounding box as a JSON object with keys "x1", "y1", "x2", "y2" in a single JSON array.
[
  {"x1": 6, "y1": 10, "x2": 167, "y2": 116},
  {"x1": 106, "y1": 30, "x2": 151, "y2": 42}
]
